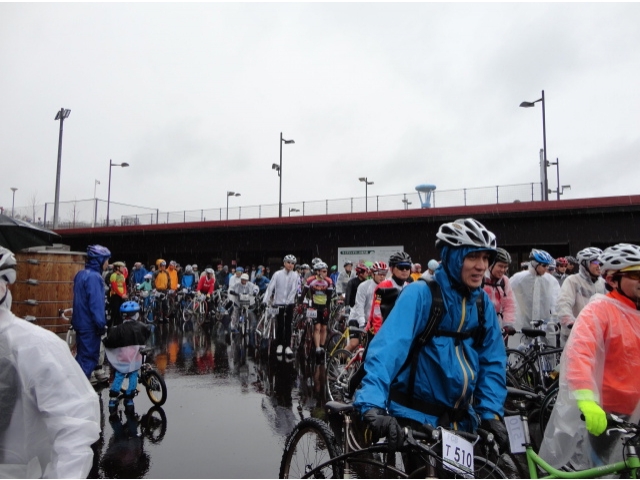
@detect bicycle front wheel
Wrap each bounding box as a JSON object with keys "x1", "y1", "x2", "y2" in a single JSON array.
[
  {"x1": 506, "y1": 349, "x2": 537, "y2": 391},
  {"x1": 66, "y1": 328, "x2": 77, "y2": 357},
  {"x1": 279, "y1": 417, "x2": 343, "y2": 479},
  {"x1": 326, "y1": 349, "x2": 354, "y2": 402},
  {"x1": 144, "y1": 370, "x2": 167, "y2": 406}
]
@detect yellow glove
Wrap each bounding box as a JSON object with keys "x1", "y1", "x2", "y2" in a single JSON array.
[{"x1": 576, "y1": 394, "x2": 607, "y2": 436}]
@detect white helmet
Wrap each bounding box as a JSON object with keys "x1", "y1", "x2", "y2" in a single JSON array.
[
  {"x1": 311, "y1": 257, "x2": 322, "y2": 267},
  {"x1": 314, "y1": 262, "x2": 329, "y2": 271},
  {"x1": 600, "y1": 243, "x2": 640, "y2": 274},
  {"x1": 435, "y1": 218, "x2": 497, "y2": 251},
  {"x1": 283, "y1": 254, "x2": 297, "y2": 264},
  {"x1": 577, "y1": 247, "x2": 604, "y2": 268},
  {"x1": 0, "y1": 247, "x2": 17, "y2": 285}
]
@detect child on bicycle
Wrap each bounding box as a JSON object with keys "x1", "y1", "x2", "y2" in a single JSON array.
[{"x1": 103, "y1": 301, "x2": 151, "y2": 416}]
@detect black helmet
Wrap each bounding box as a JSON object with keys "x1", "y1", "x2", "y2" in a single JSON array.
[
  {"x1": 494, "y1": 248, "x2": 512, "y2": 265},
  {"x1": 389, "y1": 251, "x2": 412, "y2": 267}
]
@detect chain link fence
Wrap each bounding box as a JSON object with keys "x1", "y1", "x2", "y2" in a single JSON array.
[{"x1": 7, "y1": 182, "x2": 542, "y2": 229}]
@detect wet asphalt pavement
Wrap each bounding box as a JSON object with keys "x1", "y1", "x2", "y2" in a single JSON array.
[{"x1": 88, "y1": 320, "x2": 330, "y2": 479}]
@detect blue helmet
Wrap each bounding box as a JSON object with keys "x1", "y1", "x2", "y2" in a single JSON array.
[
  {"x1": 529, "y1": 248, "x2": 554, "y2": 265},
  {"x1": 120, "y1": 301, "x2": 140, "y2": 314},
  {"x1": 87, "y1": 244, "x2": 111, "y2": 259}
]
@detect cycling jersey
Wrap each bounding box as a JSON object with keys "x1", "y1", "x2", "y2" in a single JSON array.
[
  {"x1": 109, "y1": 271, "x2": 127, "y2": 298},
  {"x1": 348, "y1": 278, "x2": 378, "y2": 328},
  {"x1": 197, "y1": 275, "x2": 215, "y2": 295},
  {"x1": 302, "y1": 275, "x2": 334, "y2": 308}
]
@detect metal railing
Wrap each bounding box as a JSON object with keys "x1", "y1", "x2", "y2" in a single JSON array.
[{"x1": 10, "y1": 182, "x2": 542, "y2": 230}]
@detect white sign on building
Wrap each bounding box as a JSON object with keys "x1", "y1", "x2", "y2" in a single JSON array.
[{"x1": 337, "y1": 245, "x2": 404, "y2": 269}]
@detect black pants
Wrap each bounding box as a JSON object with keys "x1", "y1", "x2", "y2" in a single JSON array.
[
  {"x1": 275, "y1": 304, "x2": 295, "y2": 348},
  {"x1": 109, "y1": 295, "x2": 124, "y2": 327}
]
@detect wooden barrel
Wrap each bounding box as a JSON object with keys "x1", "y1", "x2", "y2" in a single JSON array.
[{"x1": 11, "y1": 249, "x2": 85, "y2": 334}]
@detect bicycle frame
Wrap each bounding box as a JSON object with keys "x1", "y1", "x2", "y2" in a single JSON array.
[{"x1": 507, "y1": 394, "x2": 640, "y2": 479}]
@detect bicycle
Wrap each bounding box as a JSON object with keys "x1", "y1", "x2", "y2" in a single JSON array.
[
  {"x1": 325, "y1": 343, "x2": 364, "y2": 403},
  {"x1": 279, "y1": 401, "x2": 511, "y2": 478},
  {"x1": 183, "y1": 292, "x2": 209, "y2": 328},
  {"x1": 504, "y1": 387, "x2": 640, "y2": 479},
  {"x1": 255, "y1": 305, "x2": 278, "y2": 355},
  {"x1": 505, "y1": 323, "x2": 562, "y2": 394},
  {"x1": 112, "y1": 347, "x2": 168, "y2": 407},
  {"x1": 60, "y1": 308, "x2": 76, "y2": 357}
]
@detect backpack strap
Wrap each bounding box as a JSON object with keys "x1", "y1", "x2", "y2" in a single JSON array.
[{"x1": 405, "y1": 278, "x2": 445, "y2": 399}]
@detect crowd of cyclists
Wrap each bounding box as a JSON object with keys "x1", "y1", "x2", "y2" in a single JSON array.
[{"x1": 270, "y1": 217, "x2": 640, "y2": 478}]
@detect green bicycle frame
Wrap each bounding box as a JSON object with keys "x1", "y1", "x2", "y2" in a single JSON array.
[{"x1": 525, "y1": 444, "x2": 640, "y2": 479}]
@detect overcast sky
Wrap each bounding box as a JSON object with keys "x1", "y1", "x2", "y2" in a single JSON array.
[{"x1": 2, "y1": 3, "x2": 639, "y2": 221}]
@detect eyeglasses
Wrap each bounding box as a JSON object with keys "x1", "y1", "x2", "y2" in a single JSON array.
[
  {"x1": 374, "y1": 271, "x2": 388, "y2": 276},
  {"x1": 622, "y1": 271, "x2": 640, "y2": 281},
  {"x1": 284, "y1": 261, "x2": 294, "y2": 265},
  {"x1": 590, "y1": 261, "x2": 603, "y2": 267},
  {"x1": 395, "y1": 265, "x2": 411, "y2": 271}
]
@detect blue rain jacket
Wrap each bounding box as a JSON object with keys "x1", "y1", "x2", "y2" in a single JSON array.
[
  {"x1": 354, "y1": 245, "x2": 506, "y2": 431},
  {"x1": 72, "y1": 256, "x2": 107, "y2": 334}
]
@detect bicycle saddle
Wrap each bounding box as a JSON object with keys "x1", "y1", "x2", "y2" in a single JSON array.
[{"x1": 521, "y1": 328, "x2": 547, "y2": 338}]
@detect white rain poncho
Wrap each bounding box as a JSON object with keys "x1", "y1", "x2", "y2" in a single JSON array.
[
  {"x1": 0, "y1": 307, "x2": 100, "y2": 478},
  {"x1": 510, "y1": 265, "x2": 560, "y2": 331},
  {"x1": 539, "y1": 292, "x2": 640, "y2": 470},
  {"x1": 555, "y1": 264, "x2": 606, "y2": 345}
]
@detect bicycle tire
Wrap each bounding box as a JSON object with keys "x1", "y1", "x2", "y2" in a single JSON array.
[
  {"x1": 66, "y1": 328, "x2": 77, "y2": 358},
  {"x1": 279, "y1": 417, "x2": 343, "y2": 479},
  {"x1": 144, "y1": 370, "x2": 167, "y2": 406},
  {"x1": 141, "y1": 406, "x2": 167, "y2": 444},
  {"x1": 506, "y1": 348, "x2": 538, "y2": 391},
  {"x1": 326, "y1": 349, "x2": 354, "y2": 402}
]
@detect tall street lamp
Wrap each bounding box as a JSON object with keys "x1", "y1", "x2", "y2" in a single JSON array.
[
  {"x1": 10, "y1": 187, "x2": 17, "y2": 218},
  {"x1": 359, "y1": 177, "x2": 374, "y2": 212},
  {"x1": 53, "y1": 108, "x2": 71, "y2": 229},
  {"x1": 106, "y1": 160, "x2": 129, "y2": 227},
  {"x1": 93, "y1": 179, "x2": 101, "y2": 228},
  {"x1": 520, "y1": 90, "x2": 548, "y2": 201},
  {"x1": 226, "y1": 191, "x2": 240, "y2": 220},
  {"x1": 275, "y1": 132, "x2": 295, "y2": 218}
]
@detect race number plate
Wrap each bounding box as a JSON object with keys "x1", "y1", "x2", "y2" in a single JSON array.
[
  {"x1": 268, "y1": 307, "x2": 280, "y2": 316},
  {"x1": 441, "y1": 429, "x2": 474, "y2": 477},
  {"x1": 307, "y1": 308, "x2": 318, "y2": 319},
  {"x1": 504, "y1": 415, "x2": 526, "y2": 454}
]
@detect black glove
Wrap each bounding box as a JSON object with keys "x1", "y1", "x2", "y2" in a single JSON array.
[
  {"x1": 363, "y1": 408, "x2": 404, "y2": 451},
  {"x1": 502, "y1": 325, "x2": 516, "y2": 336},
  {"x1": 480, "y1": 418, "x2": 509, "y2": 452}
]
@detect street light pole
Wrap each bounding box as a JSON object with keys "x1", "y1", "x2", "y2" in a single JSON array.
[
  {"x1": 227, "y1": 191, "x2": 240, "y2": 220},
  {"x1": 106, "y1": 160, "x2": 129, "y2": 227},
  {"x1": 520, "y1": 90, "x2": 548, "y2": 201},
  {"x1": 359, "y1": 177, "x2": 374, "y2": 212},
  {"x1": 277, "y1": 132, "x2": 295, "y2": 218},
  {"x1": 93, "y1": 179, "x2": 100, "y2": 227},
  {"x1": 53, "y1": 108, "x2": 71, "y2": 229},
  {"x1": 10, "y1": 187, "x2": 17, "y2": 218}
]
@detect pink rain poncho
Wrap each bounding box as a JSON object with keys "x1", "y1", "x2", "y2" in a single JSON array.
[{"x1": 540, "y1": 291, "x2": 640, "y2": 470}]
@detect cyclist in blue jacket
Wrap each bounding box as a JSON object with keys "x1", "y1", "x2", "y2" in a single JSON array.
[
  {"x1": 354, "y1": 218, "x2": 507, "y2": 451},
  {"x1": 73, "y1": 244, "x2": 111, "y2": 379}
]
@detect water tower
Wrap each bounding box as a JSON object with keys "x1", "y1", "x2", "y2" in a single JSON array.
[{"x1": 415, "y1": 184, "x2": 436, "y2": 208}]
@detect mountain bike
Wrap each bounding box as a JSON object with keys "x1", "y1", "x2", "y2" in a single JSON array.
[
  {"x1": 113, "y1": 347, "x2": 167, "y2": 407},
  {"x1": 505, "y1": 387, "x2": 640, "y2": 479},
  {"x1": 279, "y1": 401, "x2": 510, "y2": 478},
  {"x1": 255, "y1": 306, "x2": 278, "y2": 354},
  {"x1": 505, "y1": 322, "x2": 562, "y2": 394}
]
